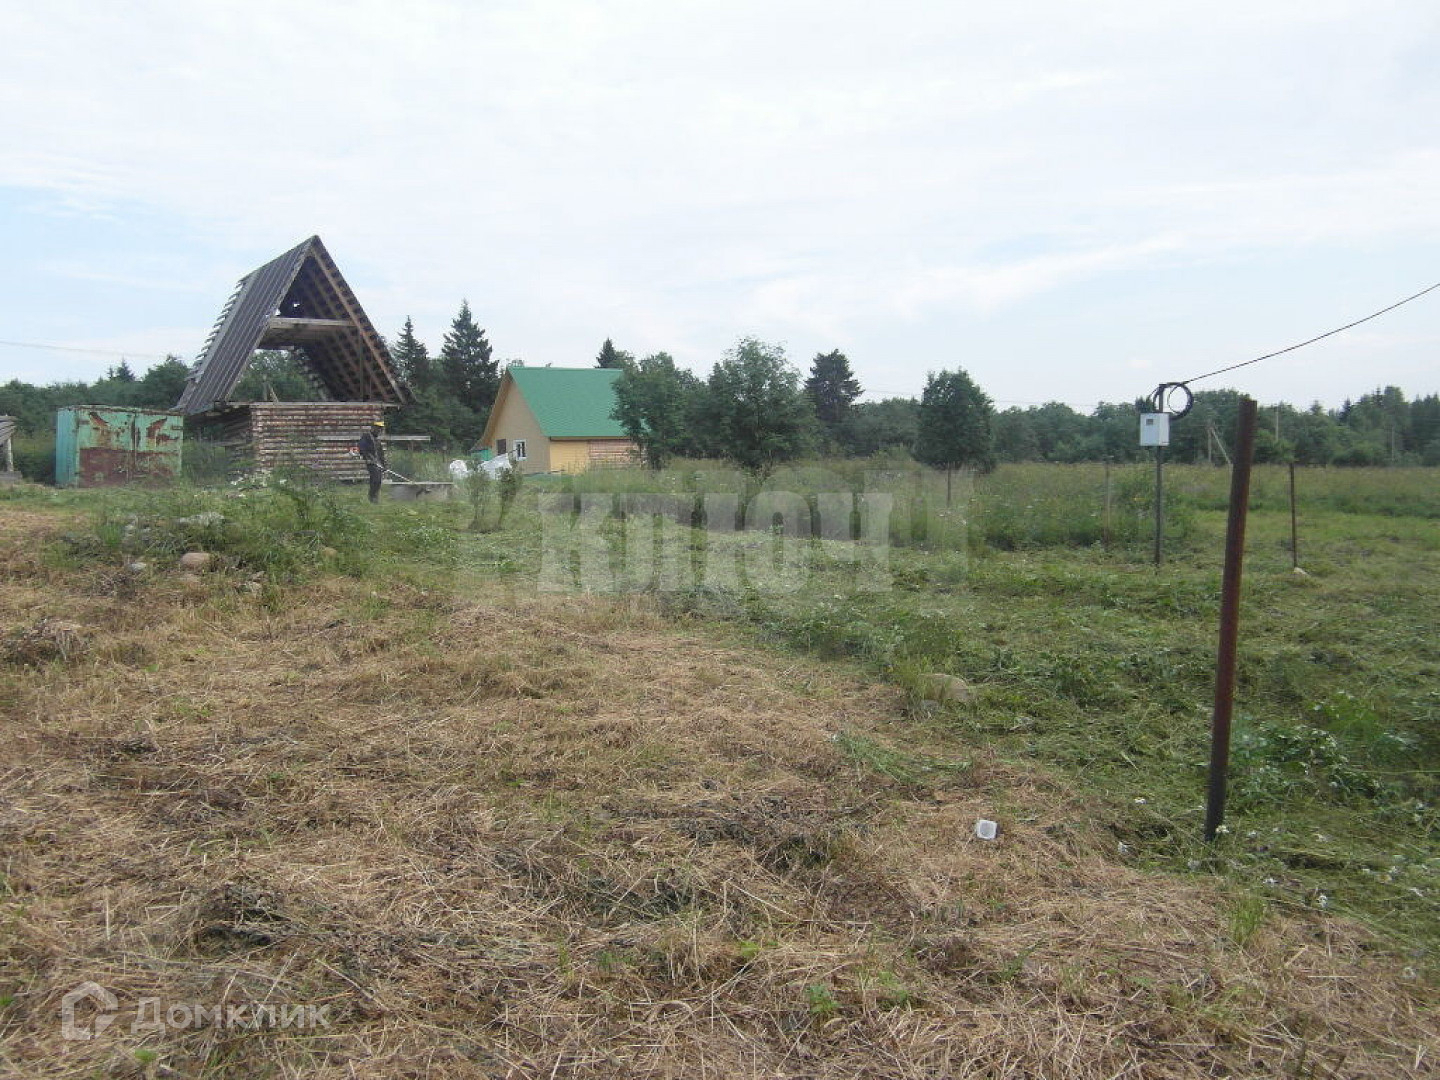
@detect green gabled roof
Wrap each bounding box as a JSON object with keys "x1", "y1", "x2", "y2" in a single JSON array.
[{"x1": 507, "y1": 366, "x2": 627, "y2": 437}]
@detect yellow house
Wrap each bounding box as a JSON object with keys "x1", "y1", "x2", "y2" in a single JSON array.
[{"x1": 477, "y1": 367, "x2": 638, "y2": 474}]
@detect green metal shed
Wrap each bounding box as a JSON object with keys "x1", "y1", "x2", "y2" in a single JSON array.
[{"x1": 55, "y1": 406, "x2": 184, "y2": 487}]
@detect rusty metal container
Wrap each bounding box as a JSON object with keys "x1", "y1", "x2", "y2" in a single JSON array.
[{"x1": 55, "y1": 406, "x2": 184, "y2": 487}]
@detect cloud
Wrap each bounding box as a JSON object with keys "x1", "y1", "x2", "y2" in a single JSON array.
[
  {"x1": 890, "y1": 237, "x2": 1188, "y2": 316},
  {"x1": 0, "y1": 0, "x2": 1435, "y2": 405},
  {"x1": 38, "y1": 260, "x2": 214, "y2": 295}
]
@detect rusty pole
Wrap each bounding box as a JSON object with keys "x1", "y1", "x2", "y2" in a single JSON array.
[{"x1": 1204, "y1": 397, "x2": 1259, "y2": 842}]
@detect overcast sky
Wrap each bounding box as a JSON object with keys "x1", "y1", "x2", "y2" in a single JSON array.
[{"x1": 1, "y1": 0, "x2": 1436, "y2": 410}]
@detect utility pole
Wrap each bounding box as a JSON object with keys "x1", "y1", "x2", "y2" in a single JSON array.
[
  {"x1": 1140, "y1": 383, "x2": 1194, "y2": 567},
  {"x1": 1153, "y1": 444, "x2": 1164, "y2": 566}
]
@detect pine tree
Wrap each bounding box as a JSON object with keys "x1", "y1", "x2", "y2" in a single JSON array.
[
  {"x1": 391, "y1": 317, "x2": 432, "y2": 393},
  {"x1": 108, "y1": 360, "x2": 136, "y2": 382},
  {"x1": 595, "y1": 338, "x2": 634, "y2": 369},
  {"x1": 804, "y1": 350, "x2": 862, "y2": 445},
  {"x1": 438, "y1": 301, "x2": 500, "y2": 417}
]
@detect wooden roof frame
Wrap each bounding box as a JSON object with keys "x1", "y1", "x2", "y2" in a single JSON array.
[{"x1": 177, "y1": 236, "x2": 408, "y2": 415}]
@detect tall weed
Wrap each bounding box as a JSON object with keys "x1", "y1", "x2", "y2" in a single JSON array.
[{"x1": 74, "y1": 471, "x2": 373, "y2": 578}]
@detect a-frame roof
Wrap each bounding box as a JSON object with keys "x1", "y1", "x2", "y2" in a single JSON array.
[
  {"x1": 177, "y1": 236, "x2": 407, "y2": 415},
  {"x1": 479, "y1": 367, "x2": 628, "y2": 446}
]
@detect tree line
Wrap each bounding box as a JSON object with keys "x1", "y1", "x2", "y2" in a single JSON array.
[
  {"x1": 0, "y1": 357, "x2": 192, "y2": 436},
  {"x1": 608, "y1": 340, "x2": 995, "y2": 480},
  {"x1": 991, "y1": 387, "x2": 1440, "y2": 467},
  {"x1": 378, "y1": 310, "x2": 992, "y2": 473},
  {"x1": 606, "y1": 342, "x2": 1440, "y2": 472},
  {"x1": 3, "y1": 306, "x2": 1436, "y2": 476}
]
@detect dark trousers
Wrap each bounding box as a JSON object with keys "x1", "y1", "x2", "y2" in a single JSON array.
[{"x1": 366, "y1": 463, "x2": 384, "y2": 502}]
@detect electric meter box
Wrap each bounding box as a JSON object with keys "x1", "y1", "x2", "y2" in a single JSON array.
[{"x1": 1139, "y1": 412, "x2": 1170, "y2": 447}]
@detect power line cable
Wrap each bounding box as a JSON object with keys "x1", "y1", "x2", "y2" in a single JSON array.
[
  {"x1": 1182, "y1": 280, "x2": 1440, "y2": 386},
  {"x1": 0, "y1": 338, "x2": 176, "y2": 361}
]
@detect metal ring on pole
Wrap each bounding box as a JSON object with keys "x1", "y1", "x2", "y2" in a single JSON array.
[{"x1": 1148, "y1": 382, "x2": 1194, "y2": 420}]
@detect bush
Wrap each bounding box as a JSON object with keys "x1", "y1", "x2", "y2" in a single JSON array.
[
  {"x1": 497, "y1": 465, "x2": 523, "y2": 526},
  {"x1": 12, "y1": 433, "x2": 56, "y2": 484},
  {"x1": 74, "y1": 471, "x2": 373, "y2": 578},
  {"x1": 181, "y1": 439, "x2": 236, "y2": 485}
]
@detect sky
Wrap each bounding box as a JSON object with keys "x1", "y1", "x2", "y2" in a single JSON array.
[{"x1": 1, "y1": 0, "x2": 1437, "y2": 412}]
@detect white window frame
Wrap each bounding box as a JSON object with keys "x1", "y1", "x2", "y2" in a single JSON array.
[{"x1": 513, "y1": 439, "x2": 527, "y2": 461}]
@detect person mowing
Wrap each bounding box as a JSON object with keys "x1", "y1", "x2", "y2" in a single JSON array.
[{"x1": 357, "y1": 420, "x2": 387, "y2": 503}]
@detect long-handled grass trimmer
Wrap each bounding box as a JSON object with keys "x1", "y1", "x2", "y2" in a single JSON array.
[{"x1": 349, "y1": 446, "x2": 414, "y2": 485}]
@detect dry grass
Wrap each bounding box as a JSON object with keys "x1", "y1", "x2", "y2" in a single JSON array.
[{"x1": 0, "y1": 510, "x2": 1435, "y2": 1078}]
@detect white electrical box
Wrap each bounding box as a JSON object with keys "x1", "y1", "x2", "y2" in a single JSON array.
[{"x1": 1139, "y1": 413, "x2": 1170, "y2": 447}]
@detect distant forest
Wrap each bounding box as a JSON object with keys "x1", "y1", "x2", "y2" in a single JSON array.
[{"x1": 2, "y1": 340, "x2": 1437, "y2": 473}]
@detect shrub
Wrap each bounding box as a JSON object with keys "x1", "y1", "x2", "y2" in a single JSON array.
[
  {"x1": 181, "y1": 439, "x2": 236, "y2": 485},
  {"x1": 74, "y1": 471, "x2": 373, "y2": 578},
  {"x1": 11, "y1": 433, "x2": 56, "y2": 484},
  {"x1": 497, "y1": 465, "x2": 523, "y2": 526},
  {"x1": 464, "y1": 469, "x2": 495, "y2": 531}
]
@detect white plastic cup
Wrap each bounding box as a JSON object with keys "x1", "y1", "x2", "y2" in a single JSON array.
[{"x1": 975, "y1": 818, "x2": 998, "y2": 841}]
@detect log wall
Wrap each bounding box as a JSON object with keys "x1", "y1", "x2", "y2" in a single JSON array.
[
  {"x1": 587, "y1": 438, "x2": 640, "y2": 468},
  {"x1": 205, "y1": 402, "x2": 385, "y2": 481}
]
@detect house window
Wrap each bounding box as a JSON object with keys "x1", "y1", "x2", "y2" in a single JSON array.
[
  {"x1": 513, "y1": 439, "x2": 527, "y2": 461},
  {"x1": 496, "y1": 438, "x2": 507, "y2": 455}
]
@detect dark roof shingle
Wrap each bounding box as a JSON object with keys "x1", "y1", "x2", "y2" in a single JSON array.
[{"x1": 177, "y1": 236, "x2": 405, "y2": 415}]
